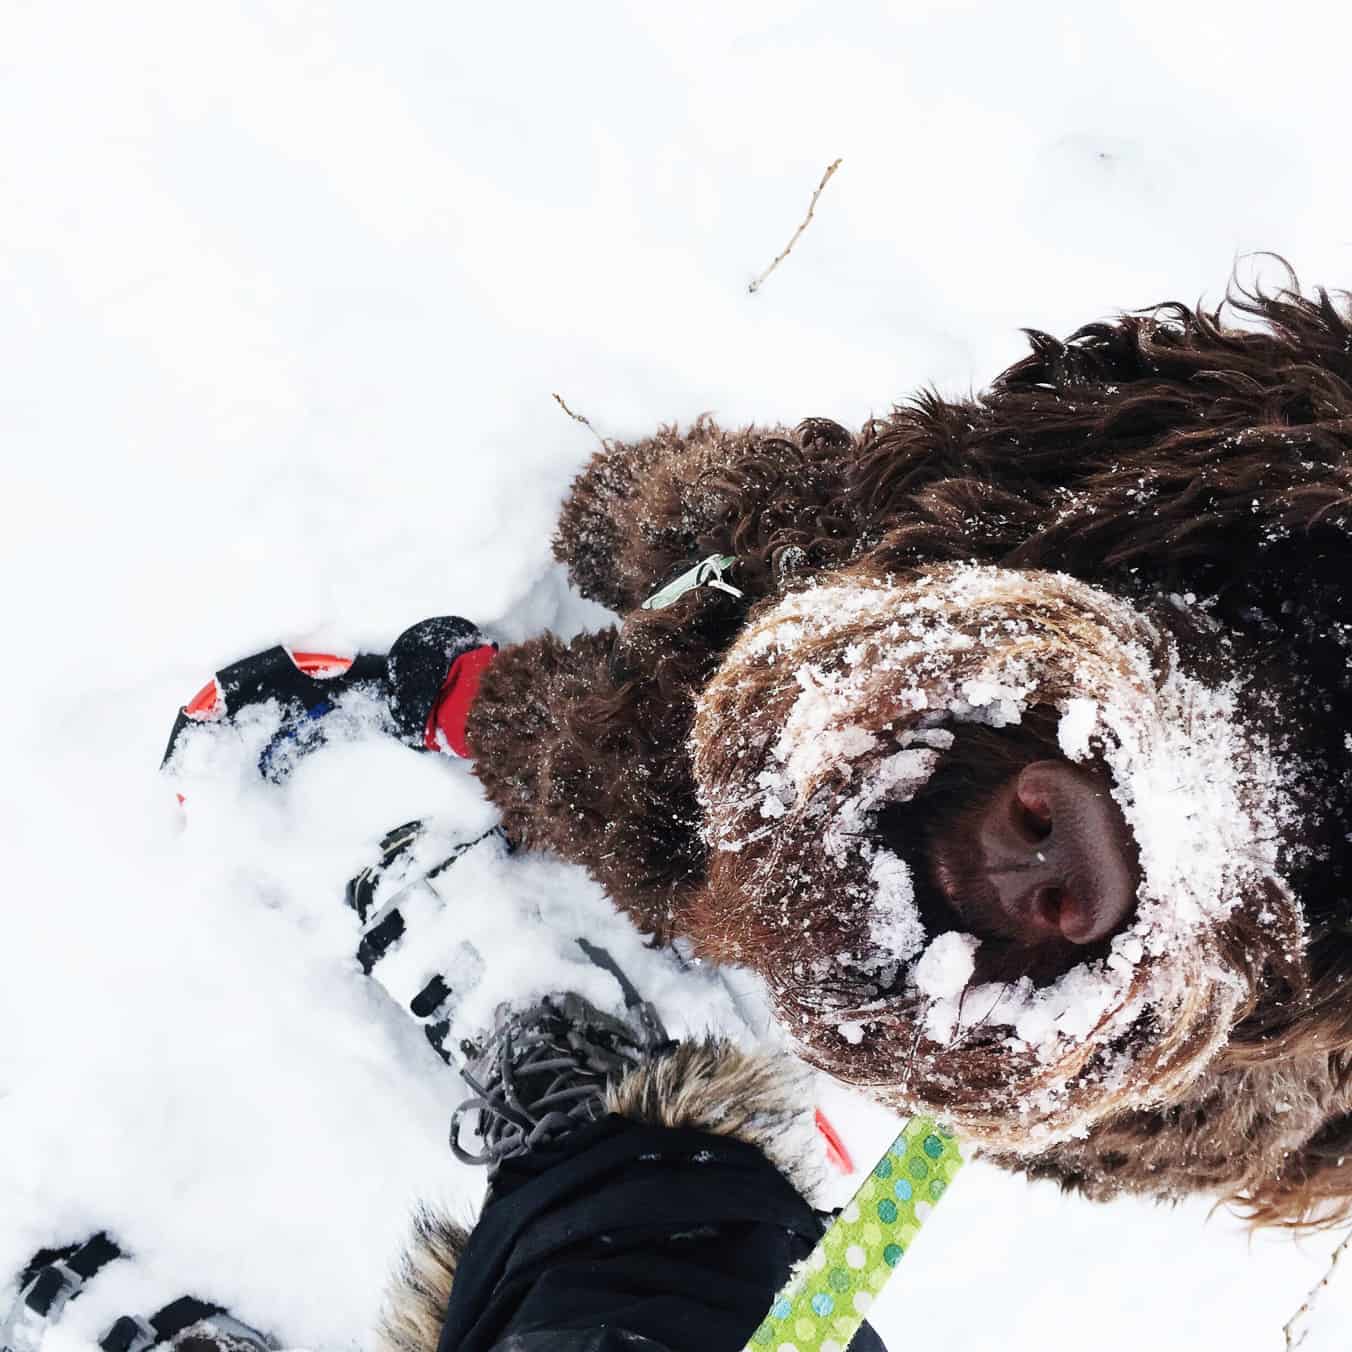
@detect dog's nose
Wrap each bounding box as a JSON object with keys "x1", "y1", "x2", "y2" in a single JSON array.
[{"x1": 975, "y1": 760, "x2": 1138, "y2": 945}]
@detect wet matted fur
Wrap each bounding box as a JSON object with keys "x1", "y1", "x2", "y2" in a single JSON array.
[
  {"x1": 377, "y1": 1041, "x2": 814, "y2": 1352},
  {"x1": 467, "y1": 265, "x2": 1352, "y2": 1227}
]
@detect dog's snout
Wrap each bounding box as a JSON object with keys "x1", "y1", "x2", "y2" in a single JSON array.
[{"x1": 976, "y1": 760, "x2": 1139, "y2": 945}]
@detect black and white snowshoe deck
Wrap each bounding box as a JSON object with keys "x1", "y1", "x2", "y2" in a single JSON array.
[{"x1": 3, "y1": 1237, "x2": 272, "y2": 1352}]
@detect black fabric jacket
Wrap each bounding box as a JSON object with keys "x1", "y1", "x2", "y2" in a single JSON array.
[{"x1": 435, "y1": 1117, "x2": 885, "y2": 1352}]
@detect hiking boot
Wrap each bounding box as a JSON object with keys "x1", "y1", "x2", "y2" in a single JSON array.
[{"x1": 449, "y1": 990, "x2": 666, "y2": 1172}]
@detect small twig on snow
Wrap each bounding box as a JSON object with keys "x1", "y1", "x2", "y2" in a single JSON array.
[
  {"x1": 551, "y1": 392, "x2": 610, "y2": 451},
  {"x1": 1283, "y1": 1228, "x2": 1352, "y2": 1350},
  {"x1": 747, "y1": 157, "x2": 843, "y2": 295}
]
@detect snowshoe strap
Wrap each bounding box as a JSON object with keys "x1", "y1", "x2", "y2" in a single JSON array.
[
  {"x1": 100, "y1": 1298, "x2": 222, "y2": 1352},
  {"x1": 16, "y1": 1233, "x2": 121, "y2": 1295},
  {"x1": 4, "y1": 1240, "x2": 266, "y2": 1352},
  {"x1": 343, "y1": 820, "x2": 506, "y2": 1061},
  {"x1": 162, "y1": 646, "x2": 389, "y2": 781},
  {"x1": 423, "y1": 645, "x2": 497, "y2": 758},
  {"x1": 574, "y1": 938, "x2": 670, "y2": 1051}
]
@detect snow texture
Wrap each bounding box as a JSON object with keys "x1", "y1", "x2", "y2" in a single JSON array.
[
  {"x1": 914, "y1": 932, "x2": 981, "y2": 1003},
  {"x1": 3, "y1": 4, "x2": 1350, "y2": 1349}
]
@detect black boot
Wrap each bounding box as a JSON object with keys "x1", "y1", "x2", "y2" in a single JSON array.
[{"x1": 450, "y1": 988, "x2": 669, "y2": 1172}]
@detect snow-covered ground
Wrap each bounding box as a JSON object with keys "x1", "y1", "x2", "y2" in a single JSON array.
[{"x1": 4, "y1": 3, "x2": 1352, "y2": 1348}]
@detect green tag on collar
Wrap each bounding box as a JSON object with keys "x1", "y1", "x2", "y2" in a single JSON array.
[
  {"x1": 744, "y1": 1117, "x2": 964, "y2": 1352},
  {"x1": 641, "y1": 554, "x2": 743, "y2": 610}
]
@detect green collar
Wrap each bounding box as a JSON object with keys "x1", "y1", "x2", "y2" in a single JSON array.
[{"x1": 745, "y1": 1117, "x2": 965, "y2": 1351}]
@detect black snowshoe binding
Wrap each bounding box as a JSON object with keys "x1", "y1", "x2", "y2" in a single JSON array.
[
  {"x1": 161, "y1": 620, "x2": 508, "y2": 1060},
  {"x1": 3, "y1": 1234, "x2": 122, "y2": 1352},
  {"x1": 98, "y1": 1301, "x2": 272, "y2": 1352},
  {"x1": 160, "y1": 645, "x2": 392, "y2": 783},
  {"x1": 344, "y1": 815, "x2": 678, "y2": 1178},
  {"x1": 343, "y1": 816, "x2": 508, "y2": 1062}
]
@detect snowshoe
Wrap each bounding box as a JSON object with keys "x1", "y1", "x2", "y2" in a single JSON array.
[
  {"x1": 3, "y1": 1234, "x2": 122, "y2": 1352},
  {"x1": 98, "y1": 1300, "x2": 272, "y2": 1352},
  {"x1": 386, "y1": 616, "x2": 496, "y2": 757},
  {"x1": 161, "y1": 616, "x2": 496, "y2": 786},
  {"x1": 3, "y1": 1237, "x2": 272, "y2": 1352},
  {"x1": 338, "y1": 817, "x2": 679, "y2": 1089},
  {"x1": 161, "y1": 646, "x2": 391, "y2": 784},
  {"x1": 343, "y1": 817, "x2": 508, "y2": 1064}
]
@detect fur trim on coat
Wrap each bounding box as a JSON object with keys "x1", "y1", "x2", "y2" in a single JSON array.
[
  {"x1": 376, "y1": 1039, "x2": 815, "y2": 1352},
  {"x1": 601, "y1": 1038, "x2": 818, "y2": 1197},
  {"x1": 377, "y1": 1210, "x2": 473, "y2": 1352}
]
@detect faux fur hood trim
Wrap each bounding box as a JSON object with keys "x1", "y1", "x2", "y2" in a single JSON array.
[
  {"x1": 376, "y1": 1039, "x2": 817, "y2": 1352},
  {"x1": 377, "y1": 1210, "x2": 471, "y2": 1352},
  {"x1": 602, "y1": 1038, "x2": 820, "y2": 1196}
]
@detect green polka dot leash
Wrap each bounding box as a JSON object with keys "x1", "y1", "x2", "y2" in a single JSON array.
[{"x1": 745, "y1": 1116, "x2": 964, "y2": 1352}]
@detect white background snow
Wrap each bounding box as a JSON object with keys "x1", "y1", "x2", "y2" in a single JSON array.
[{"x1": 4, "y1": 3, "x2": 1352, "y2": 1348}]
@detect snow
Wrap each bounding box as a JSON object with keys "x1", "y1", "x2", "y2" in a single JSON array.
[
  {"x1": 866, "y1": 849, "x2": 926, "y2": 966},
  {"x1": 773, "y1": 663, "x2": 881, "y2": 801},
  {"x1": 4, "y1": 3, "x2": 1352, "y2": 1350},
  {"x1": 1058, "y1": 698, "x2": 1100, "y2": 762},
  {"x1": 837, "y1": 1022, "x2": 866, "y2": 1047},
  {"x1": 913, "y1": 933, "x2": 980, "y2": 1003}
]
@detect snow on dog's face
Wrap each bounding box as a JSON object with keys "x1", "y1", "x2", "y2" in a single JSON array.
[{"x1": 689, "y1": 562, "x2": 1311, "y2": 1148}]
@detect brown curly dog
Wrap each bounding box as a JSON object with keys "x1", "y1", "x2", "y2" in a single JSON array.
[{"x1": 467, "y1": 265, "x2": 1352, "y2": 1228}]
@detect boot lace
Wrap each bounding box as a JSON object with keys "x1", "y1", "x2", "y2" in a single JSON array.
[{"x1": 449, "y1": 992, "x2": 660, "y2": 1168}]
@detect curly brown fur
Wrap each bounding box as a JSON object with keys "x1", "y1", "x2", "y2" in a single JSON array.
[
  {"x1": 1003, "y1": 1050, "x2": 1352, "y2": 1227},
  {"x1": 694, "y1": 569, "x2": 1274, "y2": 1126},
  {"x1": 471, "y1": 417, "x2": 862, "y2": 935},
  {"x1": 554, "y1": 414, "x2": 858, "y2": 616},
  {"x1": 470, "y1": 262, "x2": 1352, "y2": 1227},
  {"x1": 468, "y1": 626, "x2": 707, "y2": 936}
]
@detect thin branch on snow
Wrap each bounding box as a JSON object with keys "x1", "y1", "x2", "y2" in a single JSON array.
[
  {"x1": 551, "y1": 393, "x2": 610, "y2": 451},
  {"x1": 1283, "y1": 1228, "x2": 1352, "y2": 1350},
  {"x1": 747, "y1": 157, "x2": 843, "y2": 295}
]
